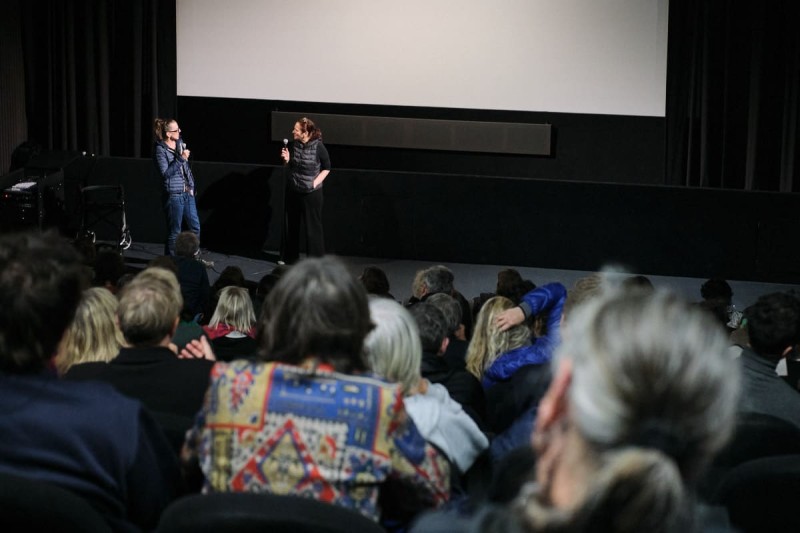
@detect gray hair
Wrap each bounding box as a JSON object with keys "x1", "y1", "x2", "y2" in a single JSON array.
[
  {"x1": 561, "y1": 288, "x2": 740, "y2": 482},
  {"x1": 365, "y1": 297, "x2": 422, "y2": 394},
  {"x1": 420, "y1": 265, "x2": 454, "y2": 296},
  {"x1": 425, "y1": 292, "x2": 462, "y2": 334}
]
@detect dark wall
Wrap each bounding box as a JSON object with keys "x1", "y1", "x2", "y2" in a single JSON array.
[
  {"x1": 176, "y1": 97, "x2": 666, "y2": 186},
  {"x1": 78, "y1": 157, "x2": 800, "y2": 284}
]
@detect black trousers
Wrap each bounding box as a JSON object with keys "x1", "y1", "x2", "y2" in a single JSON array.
[{"x1": 283, "y1": 187, "x2": 325, "y2": 263}]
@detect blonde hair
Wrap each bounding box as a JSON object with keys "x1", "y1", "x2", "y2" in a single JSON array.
[
  {"x1": 117, "y1": 267, "x2": 182, "y2": 347},
  {"x1": 209, "y1": 286, "x2": 256, "y2": 333},
  {"x1": 466, "y1": 296, "x2": 530, "y2": 379},
  {"x1": 55, "y1": 287, "x2": 125, "y2": 375}
]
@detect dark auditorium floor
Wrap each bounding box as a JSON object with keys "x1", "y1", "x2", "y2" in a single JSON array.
[{"x1": 122, "y1": 242, "x2": 800, "y2": 311}]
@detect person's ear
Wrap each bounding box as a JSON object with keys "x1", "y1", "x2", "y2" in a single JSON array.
[
  {"x1": 534, "y1": 358, "x2": 572, "y2": 439},
  {"x1": 438, "y1": 336, "x2": 450, "y2": 356}
]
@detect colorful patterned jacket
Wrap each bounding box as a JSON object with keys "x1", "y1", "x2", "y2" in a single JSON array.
[{"x1": 182, "y1": 360, "x2": 450, "y2": 522}]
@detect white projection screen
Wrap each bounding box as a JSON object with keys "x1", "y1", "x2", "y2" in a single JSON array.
[{"x1": 176, "y1": 0, "x2": 669, "y2": 117}]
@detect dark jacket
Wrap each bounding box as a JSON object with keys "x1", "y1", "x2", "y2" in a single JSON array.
[
  {"x1": 64, "y1": 346, "x2": 214, "y2": 454},
  {"x1": 421, "y1": 351, "x2": 487, "y2": 430},
  {"x1": 0, "y1": 372, "x2": 180, "y2": 532},
  {"x1": 289, "y1": 138, "x2": 330, "y2": 192},
  {"x1": 154, "y1": 139, "x2": 195, "y2": 195}
]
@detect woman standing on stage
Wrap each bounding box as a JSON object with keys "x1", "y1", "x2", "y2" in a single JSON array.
[
  {"x1": 280, "y1": 117, "x2": 331, "y2": 264},
  {"x1": 153, "y1": 117, "x2": 200, "y2": 256}
]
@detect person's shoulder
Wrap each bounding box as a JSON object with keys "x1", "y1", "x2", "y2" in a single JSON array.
[{"x1": 62, "y1": 361, "x2": 115, "y2": 381}]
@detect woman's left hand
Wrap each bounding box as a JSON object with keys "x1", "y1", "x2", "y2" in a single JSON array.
[
  {"x1": 495, "y1": 307, "x2": 525, "y2": 331},
  {"x1": 178, "y1": 336, "x2": 217, "y2": 361}
]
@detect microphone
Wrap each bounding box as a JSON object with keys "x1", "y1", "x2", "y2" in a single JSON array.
[{"x1": 283, "y1": 138, "x2": 288, "y2": 149}]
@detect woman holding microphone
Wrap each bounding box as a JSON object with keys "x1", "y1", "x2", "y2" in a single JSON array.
[
  {"x1": 153, "y1": 117, "x2": 200, "y2": 256},
  {"x1": 280, "y1": 117, "x2": 331, "y2": 264}
]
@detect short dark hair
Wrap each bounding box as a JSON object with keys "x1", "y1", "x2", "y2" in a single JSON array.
[
  {"x1": 745, "y1": 292, "x2": 800, "y2": 359},
  {"x1": 257, "y1": 256, "x2": 373, "y2": 373},
  {"x1": 408, "y1": 302, "x2": 448, "y2": 353},
  {"x1": 701, "y1": 278, "x2": 733, "y2": 303},
  {"x1": 175, "y1": 231, "x2": 199, "y2": 258},
  {"x1": 359, "y1": 266, "x2": 391, "y2": 296},
  {"x1": 0, "y1": 231, "x2": 85, "y2": 373}
]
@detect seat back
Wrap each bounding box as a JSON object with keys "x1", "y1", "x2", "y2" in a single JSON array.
[
  {"x1": 156, "y1": 492, "x2": 385, "y2": 533},
  {"x1": 0, "y1": 471, "x2": 111, "y2": 532},
  {"x1": 714, "y1": 454, "x2": 800, "y2": 533}
]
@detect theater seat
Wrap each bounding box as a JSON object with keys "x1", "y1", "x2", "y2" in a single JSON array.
[
  {"x1": 156, "y1": 492, "x2": 385, "y2": 533},
  {"x1": 0, "y1": 471, "x2": 111, "y2": 532},
  {"x1": 714, "y1": 454, "x2": 800, "y2": 533}
]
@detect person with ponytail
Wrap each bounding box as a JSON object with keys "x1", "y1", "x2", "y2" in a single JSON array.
[
  {"x1": 414, "y1": 287, "x2": 741, "y2": 533},
  {"x1": 279, "y1": 117, "x2": 331, "y2": 264},
  {"x1": 153, "y1": 117, "x2": 200, "y2": 256}
]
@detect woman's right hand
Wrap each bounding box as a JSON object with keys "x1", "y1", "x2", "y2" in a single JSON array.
[{"x1": 281, "y1": 147, "x2": 290, "y2": 163}]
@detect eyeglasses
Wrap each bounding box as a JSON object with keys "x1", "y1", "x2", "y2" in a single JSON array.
[{"x1": 167, "y1": 128, "x2": 181, "y2": 133}]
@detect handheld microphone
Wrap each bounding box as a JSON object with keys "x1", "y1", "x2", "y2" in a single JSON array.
[{"x1": 283, "y1": 138, "x2": 288, "y2": 148}]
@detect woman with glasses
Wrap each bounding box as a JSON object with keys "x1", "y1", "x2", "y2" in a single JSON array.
[{"x1": 153, "y1": 117, "x2": 200, "y2": 256}]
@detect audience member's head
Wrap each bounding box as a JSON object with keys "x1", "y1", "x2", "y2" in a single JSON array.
[
  {"x1": 365, "y1": 297, "x2": 422, "y2": 395},
  {"x1": 175, "y1": 231, "x2": 200, "y2": 259},
  {"x1": 408, "y1": 301, "x2": 449, "y2": 355},
  {"x1": 562, "y1": 274, "x2": 605, "y2": 323},
  {"x1": 744, "y1": 291, "x2": 800, "y2": 361},
  {"x1": 0, "y1": 231, "x2": 86, "y2": 374},
  {"x1": 419, "y1": 265, "x2": 455, "y2": 298},
  {"x1": 209, "y1": 286, "x2": 256, "y2": 333},
  {"x1": 93, "y1": 246, "x2": 126, "y2": 292},
  {"x1": 55, "y1": 287, "x2": 125, "y2": 375},
  {"x1": 701, "y1": 278, "x2": 734, "y2": 305},
  {"x1": 212, "y1": 265, "x2": 246, "y2": 292},
  {"x1": 359, "y1": 265, "x2": 393, "y2": 298},
  {"x1": 117, "y1": 267, "x2": 183, "y2": 347},
  {"x1": 496, "y1": 268, "x2": 536, "y2": 305},
  {"x1": 426, "y1": 292, "x2": 462, "y2": 337},
  {"x1": 512, "y1": 289, "x2": 739, "y2": 532},
  {"x1": 466, "y1": 296, "x2": 530, "y2": 379},
  {"x1": 148, "y1": 255, "x2": 178, "y2": 274},
  {"x1": 257, "y1": 256, "x2": 373, "y2": 374}
]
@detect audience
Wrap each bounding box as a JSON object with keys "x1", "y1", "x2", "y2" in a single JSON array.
[
  {"x1": 0, "y1": 231, "x2": 179, "y2": 532},
  {"x1": 182, "y1": 256, "x2": 450, "y2": 526},
  {"x1": 365, "y1": 297, "x2": 488, "y2": 476},
  {"x1": 415, "y1": 288, "x2": 741, "y2": 532},
  {"x1": 203, "y1": 285, "x2": 258, "y2": 361},
  {"x1": 64, "y1": 266, "x2": 214, "y2": 454},
  {"x1": 54, "y1": 286, "x2": 126, "y2": 375},
  {"x1": 7, "y1": 227, "x2": 798, "y2": 531}
]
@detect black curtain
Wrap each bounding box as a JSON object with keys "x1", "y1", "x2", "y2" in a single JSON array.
[
  {"x1": 666, "y1": 0, "x2": 800, "y2": 192},
  {"x1": 20, "y1": 0, "x2": 176, "y2": 159}
]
